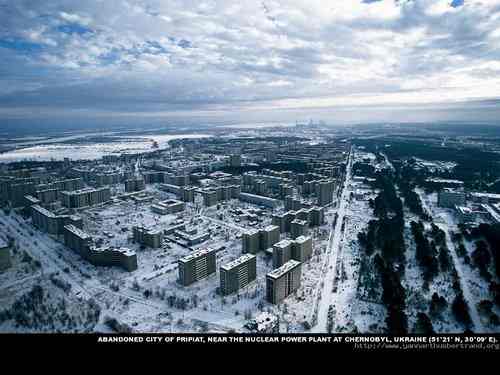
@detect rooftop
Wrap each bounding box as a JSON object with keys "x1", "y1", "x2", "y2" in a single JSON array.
[
  {"x1": 294, "y1": 235, "x2": 311, "y2": 244},
  {"x1": 91, "y1": 246, "x2": 136, "y2": 257},
  {"x1": 263, "y1": 225, "x2": 279, "y2": 232},
  {"x1": 221, "y1": 254, "x2": 256, "y2": 271},
  {"x1": 267, "y1": 260, "x2": 301, "y2": 279},
  {"x1": 471, "y1": 192, "x2": 500, "y2": 200},
  {"x1": 61, "y1": 187, "x2": 109, "y2": 195},
  {"x1": 274, "y1": 239, "x2": 293, "y2": 249},
  {"x1": 64, "y1": 224, "x2": 92, "y2": 240},
  {"x1": 32, "y1": 204, "x2": 56, "y2": 218},
  {"x1": 244, "y1": 228, "x2": 259, "y2": 236},
  {"x1": 179, "y1": 248, "x2": 216, "y2": 263}
]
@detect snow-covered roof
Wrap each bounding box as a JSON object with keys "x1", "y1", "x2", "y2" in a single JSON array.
[
  {"x1": 220, "y1": 254, "x2": 255, "y2": 271},
  {"x1": 267, "y1": 260, "x2": 301, "y2": 279},
  {"x1": 178, "y1": 248, "x2": 216, "y2": 264}
]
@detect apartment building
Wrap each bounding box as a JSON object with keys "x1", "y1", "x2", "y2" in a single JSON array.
[
  {"x1": 219, "y1": 254, "x2": 257, "y2": 295},
  {"x1": 178, "y1": 248, "x2": 217, "y2": 286},
  {"x1": 132, "y1": 226, "x2": 163, "y2": 248},
  {"x1": 266, "y1": 260, "x2": 302, "y2": 304},
  {"x1": 60, "y1": 187, "x2": 111, "y2": 209}
]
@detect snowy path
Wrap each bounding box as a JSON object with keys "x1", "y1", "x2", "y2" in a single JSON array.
[
  {"x1": 0, "y1": 272, "x2": 42, "y2": 291},
  {"x1": 312, "y1": 147, "x2": 353, "y2": 332},
  {"x1": 437, "y1": 222, "x2": 484, "y2": 332},
  {"x1": 0, "y1": 212, "x2": 244, "y2": 330},
  {"x1": 0, "y1": 214, "x2": 97, "y2": 300}
]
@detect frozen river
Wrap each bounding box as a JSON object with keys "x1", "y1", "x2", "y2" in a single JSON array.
[{"x1": 0, "y1": 133, "x2": 211, "y2": 162}]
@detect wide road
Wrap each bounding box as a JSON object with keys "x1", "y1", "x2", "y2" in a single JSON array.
[{"x1": 313, "y1": 147, "x2": 353, "y2": 332}]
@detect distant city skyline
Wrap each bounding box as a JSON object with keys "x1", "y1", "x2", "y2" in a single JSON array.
[{"x1": 1, "y1": 0, "x2": 500, "y2": 127}]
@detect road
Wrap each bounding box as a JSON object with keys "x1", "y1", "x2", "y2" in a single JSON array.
[
  {"x1": 313, "y1": 147, "x2": 353, "y2": 332},
  {"x1": 0, "y1": 213, "x2": 168, "y2": 311},
  {"x1": 0, "y1": 212, "x2": 243, "y2": 330}
]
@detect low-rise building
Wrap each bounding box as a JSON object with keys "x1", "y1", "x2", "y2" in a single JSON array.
[
  {"x1": 31, "y1": 205, "x2": 82, "y2": 235},
  {"x1": 438, "y1": 189, "x2": 466, "y2": 208},
  {"x1": 291, "y1": 219, "x2": 308, "y2": 239},
  {"x1": 244, "y1": 312, "x2": 279, "y2": 333},
  {"x1": 242, "y1": 229, "x2": 260, "y2": 254},
  {"x1": 133, "y1": 226, "x2": 163, "y2": 248},
  {"x1": 151, "y1": 199, "x2": 185, "y2": 215},
  {"x1": 292, "y1": 236, "x2": 313, "y2": 263},
  {"x1": 259, "y1": 225, "x2": 280, "y2": 251},
  {"x1": 63, "y1": 224, "x2": 93, "y2": 257}
]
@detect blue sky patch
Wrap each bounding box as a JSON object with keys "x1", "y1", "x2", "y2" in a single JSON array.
[{"x1": 0, "y1": 38, "x2": 43, "y2": 52}]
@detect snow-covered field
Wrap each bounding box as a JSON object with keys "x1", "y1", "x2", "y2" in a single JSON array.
[{"x1": 0, "y1": 133, "x2": 210, "y2": 162}]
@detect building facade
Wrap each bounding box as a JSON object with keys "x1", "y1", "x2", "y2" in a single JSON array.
[
  {"x1": 266, "y1": 260, "x2": 302, "y2": 304},
  {"x1": 178, "y1": 248, "x2": 217, "y2": 286},
  {"x1": 220, "y1": 254, "x2": 257, "y2": 295}
]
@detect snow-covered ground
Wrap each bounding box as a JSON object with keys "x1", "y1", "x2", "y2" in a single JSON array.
[{"x1": 0, "y1": 134, "x2": 211, "y2": 162}]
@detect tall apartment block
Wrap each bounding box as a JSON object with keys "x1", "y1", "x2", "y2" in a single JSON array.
[
  {"x1": 310, "y1": 206, "x2": 325, "y2": 226},
  {"x1": 63, "y1": 225, "x2": 137, "y2": 271},
  {"x1": 273, "y1": 236, "x2": 313, "y2": 268},
  {"x1": 35, "y1": 188, "x2": 58, "y2": 204},
  {"x1": 266, "y1": 260, "x2": 302, "y2": 304},
  {"x1": 124, "y1": 178, "x2": 146, "y2": 193},
  {"x1": 272, "y1": 207, "x2": 324, "y2": 234},
  {"x1": 95, "y1": 173, "x2": 121, "y2": 186},
  {"x1": 178, "y1": 248, "x2": 217, "y2": 286},
  {"x1": 272, "y1": 239, "x2": 293, "y2": 268},
  {"x1": 259, "y1": 225, "x2": 280, "y2": 251},
  {"x1": 64, "y1": 224, "x2": 93, "y2": 257},
  {"x1": 89, "y1": 246, "x2": 138, "y2": 272},
  {"x1": 142, "y1": 171, "x2": 165, "y2": 184},
  {"x1": 291, "y1": 219, "x2": 308, "y2": 239},
  {"x1": 242, "y1": 226, "x2": 280, "y2": 254},
  {"x1": 60, "y1": 187, "x2": 111, "y2": 209},
  {"x1": 202, "y1": 190, "x2": 219, "y2": 207},
  {"x1": 242, "y1": 229, "x2": 260, "y2": 254},
  {"x1": 316, "y1": 180, "x2": 335, "y2": 206},
  {"x1": 31, "y1": 205, "x2": 83, "y2": 235},
  {"x1": 219, "y1": 254, "x2": 257, "y2": 295},
  {"x1": 181, "y1": 187, "x2": 196, "y2": 203},
  {"x1": 292, "y1": 236, "x2": 313, "y2": 263}
]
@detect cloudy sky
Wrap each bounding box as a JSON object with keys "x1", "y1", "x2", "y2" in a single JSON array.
[{"x1": 1, "y1": 0, "x2": 500, "y2": 128}]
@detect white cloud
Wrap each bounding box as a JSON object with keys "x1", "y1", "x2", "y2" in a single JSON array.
[{"x1": 0, "y1": 0, "x2": 499, "y2": 123}]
